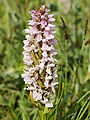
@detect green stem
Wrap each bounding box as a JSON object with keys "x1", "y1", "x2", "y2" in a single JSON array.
[
  {"x1": 38, "y1": 109, "x2": 46, "y2": 120},
  {"x1": 65, "y1": 40, "x2": 68, "y2": 94}
]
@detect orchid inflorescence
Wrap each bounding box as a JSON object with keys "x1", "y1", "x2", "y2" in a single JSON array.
[{"x1": 22, "y1": 5, "x2": 58, "y2": 108}]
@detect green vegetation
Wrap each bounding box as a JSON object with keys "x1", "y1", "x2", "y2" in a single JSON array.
[{"x1": 0, "y1": 0, "x2": 90, "y2": 119}]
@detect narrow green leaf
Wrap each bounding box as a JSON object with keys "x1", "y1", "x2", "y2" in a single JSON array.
[
  {"x1": 77, "y1": 91, "x2": 90, "y2": 103},
  {"x1": 78, "y1": 101, "x2": 90, "y2": 120}
]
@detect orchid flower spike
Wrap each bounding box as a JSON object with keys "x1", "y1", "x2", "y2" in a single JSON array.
[{"x1": 22, "y1": 5, "x2": 58, "y2": 108}]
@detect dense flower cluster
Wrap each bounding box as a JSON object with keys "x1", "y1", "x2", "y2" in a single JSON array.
[{"x1": 22, "y1": 5, "x2": 58, "y2": 107}]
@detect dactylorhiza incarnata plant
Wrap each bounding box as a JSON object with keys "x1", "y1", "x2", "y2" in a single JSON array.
[{"x1": 22, "y1": 5, "x2": 58, "y2": 109}]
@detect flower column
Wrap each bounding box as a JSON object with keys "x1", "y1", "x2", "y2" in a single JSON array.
[{"x1": 22, "y1": 5, "x2": 58, "y2": 115}]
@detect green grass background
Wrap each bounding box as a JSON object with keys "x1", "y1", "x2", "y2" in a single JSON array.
[{"x1": 0, "y1": 0, "x2": 90, "y2": 119}]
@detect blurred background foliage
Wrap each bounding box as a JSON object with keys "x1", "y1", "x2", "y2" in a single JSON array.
[{"x1": 0, "y1": 0, "x2": 90, "y2": 119}]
